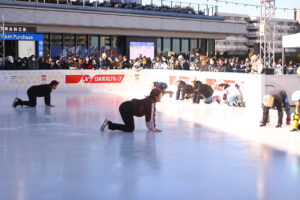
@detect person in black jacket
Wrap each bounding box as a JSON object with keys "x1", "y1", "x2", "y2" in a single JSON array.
[
  {"x1": 176, "y1": 80, "x2": 187, "y2": 100},
  {"x1": 12, "y1": 80, "x2": 59, "y2": 108},
  {"x1": 175, "y1": 80, "x2": 194, "y2": 100},
  {"x1": 260, "y1": 90, "x2": 291, "y2": 128},
  {"x1": 100, "y1": 88, "x2": 162, "y2": 132}
]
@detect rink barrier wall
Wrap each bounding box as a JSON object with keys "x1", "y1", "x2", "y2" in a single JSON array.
[{"x1": 0, "y1": 69, "x2": 277, "y2": 108}]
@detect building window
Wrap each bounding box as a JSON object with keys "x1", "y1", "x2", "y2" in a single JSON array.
[
  {"x1": 63, "y1": 34, "x2": 75, "y2": 57},
  {"x1": 76, "y1": 35, "x2": 88, "y2": 57},
  {"x1": 163, "y1": 38, "x2": 171, "y2": 56},
  {"x1": 199, "y1": 39, "x2": 207, "y2": 55},
  {"x1": 100, "y1": 35, "x2": 111, "y2": 56},
  {"x1": 43, "y1": 33, "x2": 50, "y2": 57},
  {"x1": 172, "y1": 38, "x2": 180, "y2": 54},
  {"x1": 181, "y1": 39, "x2": 189, "y2": 55},
  {"x1": 88, "y1": 35, "x2": 99, "y2": 57},
  {"x1": 50, "y1": 33, "x2": 62, "y2": 57},
  {"x1": 111, "y1": 36, "x2": 122, "y2": 57},
  {"x1": 207, "y1": 39, "x2": 215, "y2": 57},
  {"x1": 157, "y1": 38, "x2": 162, "y2": 56},
  {"x1": 190, "y1": 39, "x2": 197, "y2": 53}
]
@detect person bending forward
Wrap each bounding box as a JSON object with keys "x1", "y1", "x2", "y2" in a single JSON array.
[{"x1": 100, "y1": 88, "x2": 162, "y2": 132}]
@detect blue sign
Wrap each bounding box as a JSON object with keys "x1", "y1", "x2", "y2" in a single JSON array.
[
  {"x1": 130, "y1": 42, "x2": 155, "y2": 47},
  {"x1": 0, "y1": 33, "x2": 44, "y2": 58}
]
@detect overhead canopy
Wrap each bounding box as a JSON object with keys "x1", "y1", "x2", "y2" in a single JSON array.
[{"x1": 282, "y1": 33, "x2": 300, "y2": 48}]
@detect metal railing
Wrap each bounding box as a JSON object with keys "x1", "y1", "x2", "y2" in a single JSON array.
[{"x1": 12, "y1": 0, "x2": 218, "y2": 16}]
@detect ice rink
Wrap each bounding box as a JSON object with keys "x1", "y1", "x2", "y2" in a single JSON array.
[{"x1": 1, "y1": 88, "x2": 300, "y2": 200}]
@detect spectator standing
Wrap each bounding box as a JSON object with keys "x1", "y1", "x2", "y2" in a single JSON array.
[{"x1": 28, "y1": 55, "x2": 39, "y2": 70}]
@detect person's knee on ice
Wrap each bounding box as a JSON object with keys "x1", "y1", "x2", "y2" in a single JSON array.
[
  {"x1": 12, "y1": 80, "x2": 59, "y2": 108},
  {"x1": 102, "y1": 88, "x2": 162, "y2": 133}
]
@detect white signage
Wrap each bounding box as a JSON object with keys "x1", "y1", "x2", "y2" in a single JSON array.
[{"x1": 18, "y1": 41, "x2": 36, "y2": 58}]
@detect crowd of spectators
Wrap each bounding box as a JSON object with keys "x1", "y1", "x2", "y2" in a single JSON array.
[{"x1": 2, "y1": 51, "x2": 299, "y2": 74}]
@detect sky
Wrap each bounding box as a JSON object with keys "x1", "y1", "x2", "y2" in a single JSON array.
[
  {"x1": 191, "y1": 0, "x2": 299, "y2": 19},
  {"x1": 146, "y1": 0, "x2": 300, "y2": 19}
]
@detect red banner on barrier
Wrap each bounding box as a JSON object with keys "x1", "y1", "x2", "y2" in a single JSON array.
[{"x1": 65, "y1": 74, "x2": 125, "y2": 84}]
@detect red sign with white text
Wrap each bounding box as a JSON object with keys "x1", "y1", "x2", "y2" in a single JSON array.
[{"x1": 65, "y1": 74, "x2": 125, "y2": 84}]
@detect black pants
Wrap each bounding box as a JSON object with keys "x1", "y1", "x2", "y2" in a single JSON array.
[
  {"x1": 193, "y1": 90, "x2": 202, "y2": 103},
  {"x1": 21, "y1": 91, "x2": 37, "y2": 107},
  {"x1": 108, "y1": 101, "x2": 135, "y2": 132},
  {"x1": 176, "y1": 89, "x2": 185, "y2": 100},
  {"x1": 262, "y1": 105, "x2": 283, "y2": 125}
]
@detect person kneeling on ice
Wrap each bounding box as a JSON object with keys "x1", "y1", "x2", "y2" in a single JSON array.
[
  {"x1": 12, "y1": 80, "x2": 59, "y2": 108},
  {"x1": 260, "y1": 90, "x2": 292, "y2": 128},
  {"x1": 100, "y1": 88, "x2": 162, "y2": 133},
  {"x1": 291, "y1": 90, "x2": 300, "y2": 132},
  {"x1": 152, "y1": 81, "x2": 173, "y2": 98},
  {"x1": 228, "y1": 84, "x2": 245, "y2": 107},
  {"x1": 175, "y1": 79, "x2": 194, "y2": 100},
  {"x1": 192, "y1": 80, "x2": 220, "y2": 104}
]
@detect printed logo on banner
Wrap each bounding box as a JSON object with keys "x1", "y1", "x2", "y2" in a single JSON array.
[
  {"x1": 41, "y1": 75, "x2": 47, "y2": 83},
  {"x1": 169, "y1": 76, "x2": 189, "y2": 85},
  {"x1": 206, "y1": 78, "x2": 244, "y2": 91},
  {"x1": 10, "y1": 75, "x2": 24, "y2": 83},
  {"x1": 65, "y1": 74, "x2": 125, "y2": 84}
]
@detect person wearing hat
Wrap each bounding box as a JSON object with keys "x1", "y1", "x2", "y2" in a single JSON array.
[
  {"x1": 291, "y1": 90, "x2": 300, "y2": 132},
  {"x1": 99, "y1": 53, "x2": 112, "y2": 70},
  {"x1": 12, "y1": 80, "x2": 59, "y2": 108},
  {"x1": 100, "y1": 88, "x2": 162, "y2": 132},
  {"x1": 175, "y1": 55, "x2": 189, "y2": 70},
  {"x1": 260, "y1": 90, "x2": 292, "y2": 128}
]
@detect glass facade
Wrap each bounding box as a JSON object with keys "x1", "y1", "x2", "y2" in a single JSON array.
[
  {"x1": 111, "y1": 36, "x2": 122, "y2": 57},
  {"x1": 44, "y1": 34, "x2": 215, "y2": 58},
  {"x1": 172, "y1": 39, "x2": 180, "y2": 54},
  {"x1": 100, "y1": 36, "x2": 111, "y2": 56},
  {"x1": 207, "y1": 39, "x2": 215, "y2": 57},
  {"x1": 44, "y1": 33, "x2": 50, "y2": 57},
  {"x1": 50, "y1": 34, "x2": 62, "y2": 57},
  {"x1": 88, "y1": 35, "x2": 99, "y2": 57},
  {"x1": 156, "y1": 37, "x2": 215, "y2": 56},
  {"x1": 199, "y1": 39, "x2": 207, "y2": 55},
  {"x1": 181, "y1": 39, "x2": 189, "y2": 55},
  {"x1": 76, "y1": 35, "x2": 88, "y2": 57},
  {"x1": 190, "y1": 39, "x2": 197, "y2": 54},
  {"x1": 163, "y1": 38, "x2": 171, "y2": 56},
  {"x1": 157, "y1": 38, "x2": 162, "y2": 55},
  {"x1": 63, "y1": 34, "x2": 75, "y2": 57}
]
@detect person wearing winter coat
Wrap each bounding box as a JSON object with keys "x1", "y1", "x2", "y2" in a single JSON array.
[
  {"x1": 100, "y1": 88, "x2": 162, "y2": 133},
  {"x1": 260, "y1": 90, "x2": 292, "y2": 128}
]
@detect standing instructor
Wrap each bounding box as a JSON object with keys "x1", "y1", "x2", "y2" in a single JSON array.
[{"x1": 13, "y1": 80, "x2": 59, "y2": 107}]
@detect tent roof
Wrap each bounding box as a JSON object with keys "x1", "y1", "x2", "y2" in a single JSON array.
[{"x1": 282, "y1": 33, "x2": 300, "y2": 48}]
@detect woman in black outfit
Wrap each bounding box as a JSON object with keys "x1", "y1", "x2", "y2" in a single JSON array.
[{"x1": 100, "y1": 88, "x2": 162, "y2": 132}]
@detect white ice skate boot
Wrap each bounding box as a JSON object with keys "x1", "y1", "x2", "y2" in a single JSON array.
[{"x1": 100, "y1": 119, "x2": 109, "y2": 131}]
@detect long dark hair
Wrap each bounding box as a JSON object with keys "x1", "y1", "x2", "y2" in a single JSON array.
[{"x1": 149, "y1": 88, "x2": 162, "y2": 102}]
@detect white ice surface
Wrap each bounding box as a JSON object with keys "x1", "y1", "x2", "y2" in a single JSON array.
[{"x1": 0, "y1": 88, "x2": 300, "y2": 200}]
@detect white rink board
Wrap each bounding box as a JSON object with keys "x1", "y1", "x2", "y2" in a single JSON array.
[{"x1": 0, "y1": 69, "x2": 265, "y2": 108}]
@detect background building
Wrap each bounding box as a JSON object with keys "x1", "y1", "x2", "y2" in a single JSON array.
[
  {"x1": 216, "y1": 12, "x2": 299, "y2": 56},
  {"x1": 0, "y1": 0, "x2": 246, "y2": 59},
  {"x1": 215, "y1": 13, "x2": 249, "y2": 56}
]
